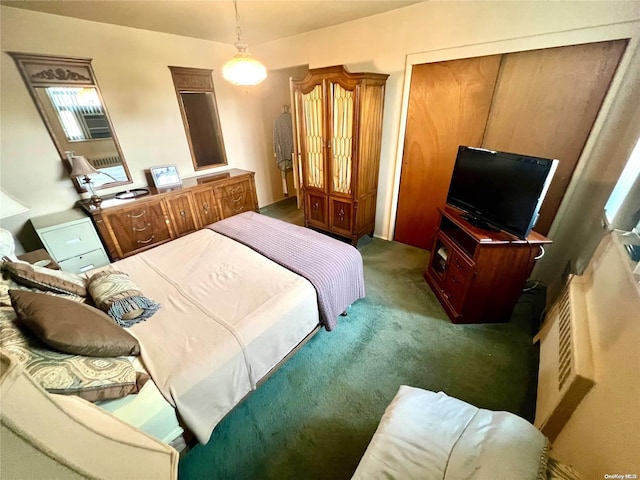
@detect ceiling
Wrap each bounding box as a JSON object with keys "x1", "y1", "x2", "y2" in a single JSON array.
[{"x1": 1, "y1": 1, "x2": 422, "y2": 46}]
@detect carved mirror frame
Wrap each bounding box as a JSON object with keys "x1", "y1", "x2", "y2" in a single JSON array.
[
  {"x1": 169, "y1": 66, "x2": 228, "y2": 171},
  {"x1": 9, "y1": 52, "x2": 132, "y2": 193}
]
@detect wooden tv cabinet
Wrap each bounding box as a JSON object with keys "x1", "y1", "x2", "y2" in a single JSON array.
[{"x1": 424, "y1": 206, "x2": 552, "y2": 324}]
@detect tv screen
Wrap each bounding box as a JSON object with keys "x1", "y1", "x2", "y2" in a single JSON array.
[{"x1": 446, "y1": 146, "x2": 558, "y2": 239}]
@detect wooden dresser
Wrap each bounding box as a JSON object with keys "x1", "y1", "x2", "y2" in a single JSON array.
[{"x1": 79, "y1": 169, "x2": 258, "y2": 261}]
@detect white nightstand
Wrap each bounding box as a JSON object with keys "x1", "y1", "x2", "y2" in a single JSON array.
[{"x1": 30, "y1": 209, "x2": 110, "y2": 274}]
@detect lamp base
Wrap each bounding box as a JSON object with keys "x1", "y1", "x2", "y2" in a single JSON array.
[{"x1": 89, "y1": 195, "x2": 103, "y2": 207}]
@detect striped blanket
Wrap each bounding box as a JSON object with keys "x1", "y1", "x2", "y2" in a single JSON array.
[{"x1": 208, "y1": 212, "x2": 365, "y2": 330}]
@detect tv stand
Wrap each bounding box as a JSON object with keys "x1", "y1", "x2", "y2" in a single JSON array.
[
  {"x1": 460, "y1": 213, "x2": 500, "y2": 232},
  {"x1": 424, "y1": 206, "x2": 551, "y2": 324}
]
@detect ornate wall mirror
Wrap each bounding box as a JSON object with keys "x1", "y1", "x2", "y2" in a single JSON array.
[
  {"x1": 9, "y1": 52, "x2": 132, "y2": 192},
  {"x1": 169, "y1": 66, "x2": 227, "y2": 170}
]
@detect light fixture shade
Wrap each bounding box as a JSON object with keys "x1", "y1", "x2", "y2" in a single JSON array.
[
  {"x1": 222, "y1": 51, "x2": 267, "y2": 86},
  {"x1": 0, "y1": 190, "x2": 29, "y2": 219},
  {"x1": 69, "y1": 155, "x2": 98, "y2": 177}
]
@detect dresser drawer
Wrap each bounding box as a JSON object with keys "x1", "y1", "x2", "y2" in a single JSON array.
[
  {"x1": 39, "y1": 220, "x2": 104, "y2": 262},
  {"x1": 58, "y1": 249, "x2": 110, "y2": 274},
  {"x1": 218, "y1": 193, "x2": 254, "y2": 219},
  {"x1": 213, "y1": 179, "x2": 251, "y2": 198}
]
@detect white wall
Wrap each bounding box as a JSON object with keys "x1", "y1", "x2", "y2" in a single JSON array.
[
  {"x1": 550, "y1": 234, "x2": 640, "y2": 477},
  {"x1": 0, "y1": 6, "x2": 267, "y2": 251}
]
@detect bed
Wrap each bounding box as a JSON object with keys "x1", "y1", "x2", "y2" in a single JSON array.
[{"x1": 1, "y1": 212, "x2": 365, "y2": 446}]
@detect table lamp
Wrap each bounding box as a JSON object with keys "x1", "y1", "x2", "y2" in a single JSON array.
[{"x1": 69, "y1": 155, "x2": 102, "y2": 207}]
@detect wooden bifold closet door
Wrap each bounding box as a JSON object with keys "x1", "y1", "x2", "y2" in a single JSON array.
[{"x1": 394, "y1": 40, "x2": 627, "y2": 250}]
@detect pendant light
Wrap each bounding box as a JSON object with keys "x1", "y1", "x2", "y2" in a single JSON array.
[{"x1": 222, "y1": 0, "x2": 267, "y2": 86}]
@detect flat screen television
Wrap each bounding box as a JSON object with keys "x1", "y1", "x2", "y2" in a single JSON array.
[{"x1": 446, "y1": 146, "x2": 559, "y2": 239}]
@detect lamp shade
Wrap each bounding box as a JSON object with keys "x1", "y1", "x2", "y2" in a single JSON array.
[
  {"x1": 0, "y1": 190, "x2": 29, "y2": 219},
  {"x1": 222, "y1": 51, "x2": 267, "y2": 86},
  {"x1": 69, "y1": 156, "x2": 98, "y2": 177}
]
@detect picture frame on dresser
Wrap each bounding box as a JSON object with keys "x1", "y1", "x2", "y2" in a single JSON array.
[{"x1": 149, "y1": 165, "x2": 182, "y2": 192}]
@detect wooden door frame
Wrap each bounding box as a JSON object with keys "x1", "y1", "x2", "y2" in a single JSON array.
[{"x1": 387, "y1": 22, "x2": 640, "y2": 243}]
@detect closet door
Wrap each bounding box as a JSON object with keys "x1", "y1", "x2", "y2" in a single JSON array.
[
  {"x1": 481, "y1": 40, "x2": 627, "y2": 235},
  {"x1": 394, "y1": 56, "x2": 502, "y2": 249}
]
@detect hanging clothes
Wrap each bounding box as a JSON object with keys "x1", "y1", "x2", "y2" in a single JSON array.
[{"x1": 273, "y1": 108, "x2": 293, "y2": 172}]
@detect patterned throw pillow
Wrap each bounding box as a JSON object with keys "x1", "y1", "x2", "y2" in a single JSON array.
[
  {"x1": 2, "y1": 261, "x2": 87, "y2": 297},
  {"x1": 88, "y1": 270, "x2": 160, "y2": 327},
  {"x1": 0, "y1": 307, "x2": 148, "y2": 401},
  {"x1": 0, "y1": 269, "x2": 84, "y2": 307}
]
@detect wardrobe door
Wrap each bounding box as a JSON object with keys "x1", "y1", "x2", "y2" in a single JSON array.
[
  {"x1": 394, "y1": 56, "x2": 502, "y2": 249},
  {"x1": 481, "y1": 40, "x2": 627, "y2": 235},
  {"x1": 298, "y1": 83, "x2": 326, "y2": 192},
  {"x1": 328, "y1": 81, "x2": 356, "y2": 197}
]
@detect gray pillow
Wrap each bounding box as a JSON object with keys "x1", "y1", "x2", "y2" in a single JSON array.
[{"x1": 10, "y1": 289, "x2": 140, "y2": 357}]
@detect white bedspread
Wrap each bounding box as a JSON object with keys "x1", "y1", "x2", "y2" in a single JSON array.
[
  {"x1": 353, "y1": 386, "x2": 548, "y2": 479},
  {"x1": 110, "y1": 229, "x2": 319, "y2": 444}
]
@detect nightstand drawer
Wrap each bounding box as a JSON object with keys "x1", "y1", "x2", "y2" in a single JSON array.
[
  {"x1": 58, "y1": 249, "x2": 109, "y2": 274},
  {"x1": 40, "y1": 221, "x2": 103, "y2": 261}
]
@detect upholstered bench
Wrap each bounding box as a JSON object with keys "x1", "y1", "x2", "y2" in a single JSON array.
[{"x1": 353, "y1": 386, "x2": 566, "y2": 480}]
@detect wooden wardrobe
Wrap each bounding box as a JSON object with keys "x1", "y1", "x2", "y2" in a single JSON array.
[
  {"x1": 394, "y1": 40, "x2": 628, "y2": 250},
  {"x1": 291, "y1": 65, "x2": 388, "y2": 245}
]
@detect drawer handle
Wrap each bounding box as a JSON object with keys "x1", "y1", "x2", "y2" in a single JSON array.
[
  {"x1": 128, "y1": 211, "x2": 146, "y2": 219},
  {"x1": 79, "y1": 264, "x2": 95, "y2": 273},
  {"x1": 64, "y1": 237, "x2": 82, "y2": 245},
  {"x1": 229, "y1": 185, "x2": 242, "y2": 193},
  {"x1": 233, "y1": 205, "x2": 245, "y2": 213},
  {"x1": 132, "y1": 223, "x2": 151, "y2": 232},
  {"x1": 231, "y1": 196, "x2": 243, "y2": 203},
  {"x1": 137, "y1": 235, "x2": 155, "y2": 245}
]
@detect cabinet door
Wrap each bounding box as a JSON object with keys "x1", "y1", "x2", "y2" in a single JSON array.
[
  {"x1": 328, "y1": 80, "x2": 355, "y2": 196},
  {"x1": 165, "y1": 192, "x2": 199, "y2": 237},
  {"x1": 329, "y1": 198, "x2": 352, "y2": 235},
  {"x1": 193, "y1": 187, "x2": 220, "y2": 226},
  {"x1": 102, "y1": 201, "x2": 172, "y2": 258},
  {"x1": 296, "y1": 83, "x2": 326, "y2": 191},
  {"x1": 442, "y1": 250, "x2": 473, "y2": 314},
  {"x1": 305, "y1": 193, "x2": 328, "y2": 228}
]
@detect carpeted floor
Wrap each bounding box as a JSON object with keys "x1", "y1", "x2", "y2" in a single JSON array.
[{"x1": 178, "y1": 203, "x2": 543, "y2": 479}]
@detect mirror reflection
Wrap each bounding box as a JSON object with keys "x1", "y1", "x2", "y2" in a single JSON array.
[
  {"x1": 34, "y1": 86, "x2": 127, "y2": 187},
  {"x1": 9, "y1": 52, "x2": 132, "y2": 191}
]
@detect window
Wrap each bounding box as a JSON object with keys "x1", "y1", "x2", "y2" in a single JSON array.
[{"x1": 605, "y1": 136, "x2": 640, "y2": 230}]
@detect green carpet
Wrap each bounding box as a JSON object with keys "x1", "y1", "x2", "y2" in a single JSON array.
[{"x1": 178, "y1": 236, "x2": 542, "y2": 479}]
